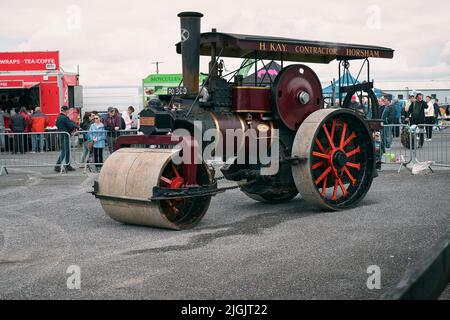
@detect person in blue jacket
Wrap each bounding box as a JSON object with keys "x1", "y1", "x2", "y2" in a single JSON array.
[
  {"x1": 89, "y1": 114, "x2": 106, "y2": 171},
  {"x1": 393, "y1": 98, "x2": 403, "y2": 137}
]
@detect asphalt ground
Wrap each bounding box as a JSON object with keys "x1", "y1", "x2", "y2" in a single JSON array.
[{"x1": 0, "y1": 165, "x2": 449, "y2": 300}]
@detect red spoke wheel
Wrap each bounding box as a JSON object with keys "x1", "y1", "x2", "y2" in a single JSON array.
[
  {"x1": 158, "y1": 160, "x2": 212, "y2": 227},
  {"x1": 291, "y1": 109, "x2": 375, "y2": 210}
]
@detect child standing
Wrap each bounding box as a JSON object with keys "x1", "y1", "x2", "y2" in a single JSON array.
[{"x1": 89, "y1": 115, "x2": 106, "y2": 171}]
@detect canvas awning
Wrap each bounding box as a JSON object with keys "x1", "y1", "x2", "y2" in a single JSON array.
[{"x1": 176, "y1": 32, "x2": 394, "y2": 64}]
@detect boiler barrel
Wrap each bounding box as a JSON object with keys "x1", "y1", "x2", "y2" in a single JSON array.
[{"x1": 232, "y1": 86, "x2": 272, "y2": 113}]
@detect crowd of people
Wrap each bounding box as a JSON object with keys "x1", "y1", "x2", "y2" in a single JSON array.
[
  {"x1": 1, "y1": 93, "x2": 445, "y2": 172},
  {"x1": 338, "y1": 93, "x2": 443, "y2": 151},
  {"x1": 0, "y1": 103, "x2": 137, "y2": 172},
  {"x1": 379, "y1": 93, "x2": 442, "y2": 149},
  {"x1": 0, "y1": 105, "x2": 50, "y2": 154},
  {"x1": 55, "y1": 105, "x2": 137, "y2": 172}
]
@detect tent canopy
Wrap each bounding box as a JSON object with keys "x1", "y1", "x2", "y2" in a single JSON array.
[
  {"x1": 322, "y1": 74, "x2": 383, "y2": 97},
  {"x1": 242, "y1": 61, "x2": 281, "y2": 86}
]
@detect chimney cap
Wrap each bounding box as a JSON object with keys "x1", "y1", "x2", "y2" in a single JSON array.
[{"x1": 178, "y1": 12, "x2": 203, "y2": 18}]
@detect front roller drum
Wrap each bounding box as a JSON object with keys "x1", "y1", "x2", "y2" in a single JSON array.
[
  {"x1": 291, "y1": 109, "x2": 375, "y2": 210},
  {"x1": 98, "y1": 148, "x2": 213, "y2": 230}
]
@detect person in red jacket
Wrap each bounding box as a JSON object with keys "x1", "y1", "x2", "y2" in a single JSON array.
[
  {"x1": 29, "y1": 107, "x2": 49, "y2": 153},
  {"x1": 19, "y1": 107, "x2": 31, "y2": 132}
]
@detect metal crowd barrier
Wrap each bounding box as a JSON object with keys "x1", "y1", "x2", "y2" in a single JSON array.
[
  {"x1": 2, "y1": 125, "x2": 449, "y2": 175},
  {"x1": 414, "y1": 124, "x2": 450, "y2": 168},
  {"x1": 381, "y1": 124, "x2": 414, "y2": 171},
  {"x1": 381, "y1": 123, "x2": 450, "y2": 172},
  {"x1": 71, "y1": 129, "x2": 140, "y2": 173},
  {"x1": 0, "y1": 131, "x2": 71, "y2": 175}
]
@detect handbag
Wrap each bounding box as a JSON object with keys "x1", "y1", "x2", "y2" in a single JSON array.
[{"x1": 400, "y1": 126, "x2": 410, "y2": 149}]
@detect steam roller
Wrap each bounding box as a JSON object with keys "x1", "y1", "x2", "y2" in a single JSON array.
[{"x1": 92, "y1": 11, "x2": 394, "y2": 230}]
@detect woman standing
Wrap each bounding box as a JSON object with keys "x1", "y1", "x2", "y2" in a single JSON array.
[{"x1": 89, "y1": 115, "x2": 106, "y2": 171}]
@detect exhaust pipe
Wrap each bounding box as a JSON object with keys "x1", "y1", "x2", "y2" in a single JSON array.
[{"x1": 178, "y1": 11, "x2": 203, "y2": 96}]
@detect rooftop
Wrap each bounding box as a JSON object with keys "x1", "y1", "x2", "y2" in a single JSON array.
[{"x1": 375, "y1": 80, "x2": 450, "y2": 90}]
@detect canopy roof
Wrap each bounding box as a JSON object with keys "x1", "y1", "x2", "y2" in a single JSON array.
[
  {"x1": 242, "y1": 61, "x2": 281, "y2": 85},
  {"x1": 323, "y1": 74, "x2": 360, "y2": 95},
  {"x1": 322, "y1": 74, "x2": 383, "y2": 97},
  {"x1": 176, "y1": 32, "x2": 394, "y2": 64}
]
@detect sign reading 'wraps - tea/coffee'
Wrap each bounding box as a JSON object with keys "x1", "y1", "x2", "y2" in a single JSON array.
[{"x1": 0, "y1": 51, "x2": 60, "y2": 71}]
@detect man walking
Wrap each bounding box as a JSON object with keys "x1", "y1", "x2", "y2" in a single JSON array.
[
  {"x1": 29, "y1": 107, "x2": 49, "y2": 153},
  {"x1": 424, "y1": 96, "x2": 435, "y2": 141},
  {"x1": 407, "y1": 93, "x2": 427, "y2": 148},
  {"x1": 55, "y1": 106, "x2": 77, "y2": 172}
]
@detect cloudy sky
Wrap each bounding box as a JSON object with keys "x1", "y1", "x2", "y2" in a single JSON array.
[{"x1": 1, "y1": 0, "x2": 449, "y2": 86}]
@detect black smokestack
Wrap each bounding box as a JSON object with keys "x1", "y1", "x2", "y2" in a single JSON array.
[{"x1": 178, "y1": 11, "x2": 203, "y2": 96}]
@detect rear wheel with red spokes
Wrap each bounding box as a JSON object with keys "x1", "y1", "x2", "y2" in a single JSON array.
[
  {"x1": 291, "y1": 109, "x2": 375, "y2": 210},
  {"x1": 158, "y1": 160, "x2": 212, "y2": 228}
]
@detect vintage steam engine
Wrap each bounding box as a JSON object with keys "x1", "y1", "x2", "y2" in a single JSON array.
[{"x1": 93, "y1": 12, "x2": 394, "y2": 230}]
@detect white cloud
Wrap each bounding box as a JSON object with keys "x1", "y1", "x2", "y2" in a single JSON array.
[{"x1": 1, "y1": 0, "x2": 449, "y2": 85}]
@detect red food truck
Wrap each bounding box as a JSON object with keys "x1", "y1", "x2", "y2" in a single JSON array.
[{"x1": 0, "y1": 51, "x2": 82, "y2": 127}]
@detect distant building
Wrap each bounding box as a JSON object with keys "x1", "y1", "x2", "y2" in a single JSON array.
[{"x1": 376, "y1": 80, "x2": 450, "y2": 102}]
